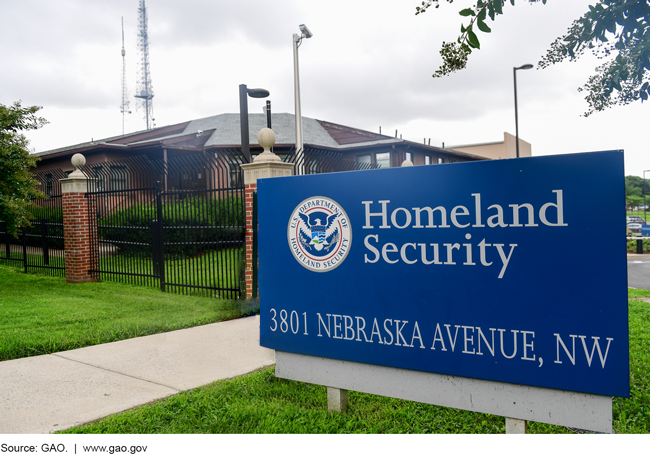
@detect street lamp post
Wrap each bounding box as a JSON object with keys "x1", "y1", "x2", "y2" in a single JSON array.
[
  {"x1": 293, "y1": 24, "x2": 313, "y2": 154},
  {"x1": 513, "y1": 64, "x2": 533, "y2": 158},
  {"x1": 239, "y1": 84, "x2": 270, "y2": 163},
  {"x1": 643, "y1": 170, "x2": 650, "y2": 222}
]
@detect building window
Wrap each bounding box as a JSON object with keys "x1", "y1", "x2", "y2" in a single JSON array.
[
  {"x1": 228, "y1": 157, "x2": 243, "y2": 189},
  {"x1": 376, "y1": 153, "x2": 390, "y2": 169},
  {"x1": 405, "y1": 152, "x2": 412, "y2": 162},
  {"x1": 230, "y1": 169, "x2": 243, "y2": 188},
  {"x1": 44, "y1": 173, "x2": 54, "y2": 197},
  {"x1": 92, "y1": 166, "x2": 105, "y2": 192},
  {"x1": 357, "y1": 154, "x2": 371, "y2": 165},
  {"x1": 438, "y1": 157, "x2": 445, "y2": 164},
  {"x1": 110, "y1": 166, "x2": 128, "y2": 191},
  {"x1": 424, "y1": 155, "x2": 431, "y2": 165}
]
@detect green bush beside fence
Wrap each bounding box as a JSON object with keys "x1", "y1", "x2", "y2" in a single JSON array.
[{"x1": 99, "y1": 197, "x2": 244, "y2": 258}]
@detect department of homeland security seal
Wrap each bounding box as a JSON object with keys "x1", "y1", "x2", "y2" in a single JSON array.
[{"x1": 287, "y1": 196, "x2": 352, "y2": 272}]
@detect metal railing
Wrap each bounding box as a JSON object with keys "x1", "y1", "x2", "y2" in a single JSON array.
[
  {"x1": 82, "y1": 152, "x2": 246, "y2": 298},
  {"x1": 0, "y1": 168, "x2": 66, "y2": 277}
]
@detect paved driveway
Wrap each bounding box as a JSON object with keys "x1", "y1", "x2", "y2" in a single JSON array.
[{"x1": 628, "y1": 255, "x2": 650, "y2": 289}]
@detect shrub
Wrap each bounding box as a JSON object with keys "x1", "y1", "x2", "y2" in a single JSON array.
[
  {"x1": 627, "y1": 238, "x2": 650, "y2": 253},
  {"x1": 3, "y1": 205, "x2": 66, "y2": 250},
  {"x1": 98, "y1": 197, "x2": 244, "y2": 257}
]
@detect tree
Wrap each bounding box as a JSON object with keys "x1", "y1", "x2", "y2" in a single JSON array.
[
  {"x1": 625, "y1": 175, "x2": 650, "y2": 196},
  {"x1": 416, "y1": 0, "x2": 650, "y2": 116},
  {"x1": 627, "y1": 195, "x2": 644, "y2": 210},
  {"x1": 0, "y1": 101, "x2": 48, "y2": 237}
]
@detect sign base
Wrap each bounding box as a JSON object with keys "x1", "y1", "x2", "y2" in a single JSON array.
[{"x1": 275, "y1": 351, "x2": 613, "y2": 433}]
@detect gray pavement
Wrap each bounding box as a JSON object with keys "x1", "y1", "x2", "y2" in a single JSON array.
[
  {"x1": 0, "y1": 315, "x2": 274, "y2": 434},
  {"x1": 627, "y1": 253, "x2": 650, "y2": 290}
]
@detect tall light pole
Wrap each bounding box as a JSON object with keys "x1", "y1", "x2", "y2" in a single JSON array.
[
  {"x1": 293, "y1": 24, "x2": 313, "y2": 154},
  {"x1": 643, "y1": 170, "x2": 650, "y2": 222},
  {"x1": 239, "y1": 84, "x2": 270, "y2": 163},
  {"x1": 513, "y1": 64, "x2": 533, "y2": 158}
]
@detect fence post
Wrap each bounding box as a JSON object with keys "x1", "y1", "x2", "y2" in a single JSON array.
[
  {"x1": 22, "y1": 229, "x2": 27, "y2": 273},
  {"x1": 155, "y1": 181, "x2": 166, "y2": 292},
  {"x1": 240, "y1": 128, "x2": 294, "y2": 298},
  {"x1": 3, "y1": 222, "x2": 9, "y2": 260},
  {"x1": 152, "y1": 219, "x2": 160, "y2": 278},
  {"x1": 41, "y1": 218, "x2": 49, "y2": 266},
  {"x1": 59, "y1": 154, "x2": 99, "y2": 283}
]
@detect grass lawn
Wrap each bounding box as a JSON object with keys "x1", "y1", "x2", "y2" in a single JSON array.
[
  {"x1": 62, "y1": 288, "x2": 650, "y2": 434},
  {"x1": 0, "y1": 264, "x2": 257, "y2": 361}
]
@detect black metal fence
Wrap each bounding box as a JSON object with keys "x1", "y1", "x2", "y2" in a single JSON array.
[
  {"x1": 82, "y1": 151, "x2": 246, "y2": 298},
  {"x1": 0, "y1": 147, "x2": 376, "y2": 294},
  {"x1": 0, "y1": 169, "x2": 66, "y2": 277},
  {"x1": 283, "y1": 147, "x2": 380, "y2": 175}
]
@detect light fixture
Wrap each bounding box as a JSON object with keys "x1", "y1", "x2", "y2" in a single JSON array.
[
  {"x1": 293, "y1": 24, "x2": 313, "y2": 154},
  {"x1": 239, "y1": 84, "x2": 270, "y2": 163},
  {"x1": 299, "y1": 24, "x2": 313, "y2": 39},
  {"x1": 513, "y1": 64, "x2": 533, "y2": 158}
]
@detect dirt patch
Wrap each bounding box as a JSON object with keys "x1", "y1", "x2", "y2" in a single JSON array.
[{"x1": 630, "y1": 298, "x2": 650, "y2": 304}]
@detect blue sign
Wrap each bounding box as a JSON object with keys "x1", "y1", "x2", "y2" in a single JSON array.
[
  {"x1": 258, "y1": 151, "x2": 629, "y2": 398},
  {"x1": 642, "y1": 225, "x2": 650, "y2": 237}
]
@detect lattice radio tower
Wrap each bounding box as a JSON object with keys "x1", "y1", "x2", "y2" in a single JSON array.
[
  {"x1": 120, "y1": 17, "x2": 131, "y2": 134},
  {"x1": 135, "y1": 0, "x2": 154, "y2": 130}
]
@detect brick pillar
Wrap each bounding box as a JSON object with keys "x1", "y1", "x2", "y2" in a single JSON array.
[
  {"x1": 241, "y1": 128, "x2": 294, "y2": 298},
  {"x1": 244, "y1": 182, "x2": 257, "y2": 297},
  {"x1": 60, "y1": 154, "x2": 99, "y2": 284}
]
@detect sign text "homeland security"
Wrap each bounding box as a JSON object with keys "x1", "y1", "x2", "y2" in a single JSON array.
[{"x1": 362, "y1": 190, "x2": 567, "y2": 278}]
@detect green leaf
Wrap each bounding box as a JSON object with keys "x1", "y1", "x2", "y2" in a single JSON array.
[
  {"x1": 467, "y1": 29, "x2": 481, "y2": 49},
  {"x1": 477, "y1": 19, "x2": 492, "y2": 33},
  {"x1": 487, "y1": 4, "x2": 495, "y2": 20},
  {"x1": 493, "y1": 0, "x2": 503, "y2": 15},
  {"x1": 459, "y1": 8, "x2": 475, "y2": 16}
]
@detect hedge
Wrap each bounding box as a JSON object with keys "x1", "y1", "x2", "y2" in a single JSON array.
[{"x1": 98, "y1": 197, "x2": 245, "y2": 257}]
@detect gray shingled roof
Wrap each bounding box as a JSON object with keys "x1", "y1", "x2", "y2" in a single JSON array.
[
  {"x1": 188, "y1": 113, "x2": 340, "y2": 148},
  {"x1": 35, "y1": 112, "x2": 488, "y2": 162},
  {"x1": 36, "y1": 113, "x2": 343, "y2": 157}
]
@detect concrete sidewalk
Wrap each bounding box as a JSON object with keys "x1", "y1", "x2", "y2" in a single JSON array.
[{"x1": 0, "y1": 316, "x2": 274, "y2": 434}]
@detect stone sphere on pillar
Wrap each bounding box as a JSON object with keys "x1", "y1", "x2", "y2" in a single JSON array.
[
  {"x1": 71, "y1": 153, "x2": 86, "y2": 169},
  {"x1": 257, "y1": 127, "x2": 276, "y2": 150},
  {"x1": 68, "y1": 153, "x2": 89, "y2": 178},
  {"x1": 253, "y1": 128, "x2": 281, "y2": 163}
]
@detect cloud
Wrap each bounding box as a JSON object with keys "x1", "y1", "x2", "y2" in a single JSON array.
[{"x1": 1, "y1": 0, "x2": 646, "y2": 177}]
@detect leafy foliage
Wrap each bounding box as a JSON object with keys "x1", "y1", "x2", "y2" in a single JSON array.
[
  {"x1": 416, "y1": 0, "x2": 650, "y2": 116},
  {"x1": 627, "y1": 238, "x2": 650, "y2": 253},
  {"x1": 0, "y1": 102, "x2": 48, "y2": 236},
  {"x1": 625, "y1": 175, "x2": 650, "y2": 209}
]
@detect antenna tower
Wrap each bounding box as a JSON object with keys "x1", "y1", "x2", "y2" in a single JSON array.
[
  {"x1": 120, "y1": 17, "x2": 131, "y2": 134},
  {"x1": 135, "y1": 0, "x2": 154, "y2": 130}
]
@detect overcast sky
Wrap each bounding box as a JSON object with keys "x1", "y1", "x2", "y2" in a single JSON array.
[{"x1": 1, "y1": 0, "x2": 647, "y2": 176}]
